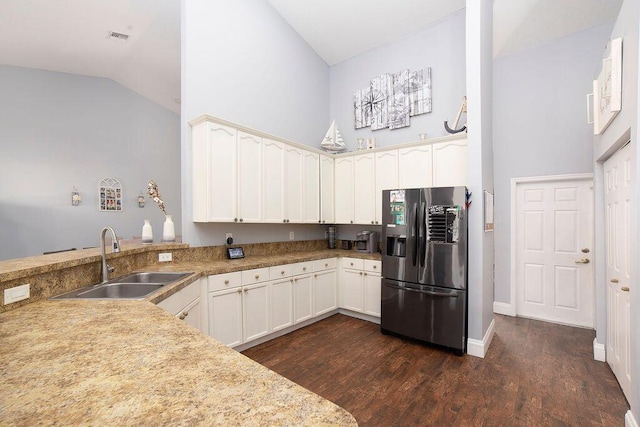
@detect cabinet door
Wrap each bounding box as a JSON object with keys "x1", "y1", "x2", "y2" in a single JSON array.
[
  {"x1": 179, "y1": 297, "x2": 203, "y2": 331},
  {"x1": 334, "y1": 157, "x2": 354, "y2": 224},
  {"x1": 302, "y1": 151, "x2": 320, "y2": 223},
  {"x1": 263, "y1": 138, "x2": 285, "y2": 223},
  {"x1": 432, "y1": 139, "x2": 468, "y2": 187},
  {"x1": 398, "y1": 144, "x2": 432, "y2": 189},
  {"x1": 353, "y1": 153, "x2": 376, "y2": 225},
  {"x1": 192, "y1": 122, "x2": 237, "y2": 222},
  {"x1": 375, "y1": 150, "x2": 398, "y2": 224},
  {"x1": 293, "y1": 274, "x2": 313, "y2": 323},
  {"x1": 209, "y1": 288, "x2": 243, "y2": 347},
  {"x1": 243, "y1": 282, "x2": 270, "y2": 342},
  {"x1": 341, "y1": 269, "x2": 364, "y2": 312},
  {"x1": 237, "y1": 131, "x2": 262, "y2": 223},
  {"x1": 270, "y1": 278, "x2": 293, "y2": 332},
  {"x1": 364, "y1": 272, "x2": 381, "y2": 317},
  {"x1": 285, "y1": 145, "x2": 304, "y2": 223},
  {"x1": 314, "y1": 269, "x2": 337, "y2": 316},
  {"x1": 320, "y1": 154, "x2": 335, "y2": 224}
]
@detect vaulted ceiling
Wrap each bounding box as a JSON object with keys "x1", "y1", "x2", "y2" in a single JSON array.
[{"x1": 0, "y1": 0, "x2": 622, "y2": 114}]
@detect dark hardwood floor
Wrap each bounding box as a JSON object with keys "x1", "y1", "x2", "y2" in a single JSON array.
[{"x1": 242, "y1": 314, "x2": 630, "y2": 426}]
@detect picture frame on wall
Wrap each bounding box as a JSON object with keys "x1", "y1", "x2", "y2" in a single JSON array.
[{"x1": 592, "y1": 37, "x2": 622, "y2": 135}]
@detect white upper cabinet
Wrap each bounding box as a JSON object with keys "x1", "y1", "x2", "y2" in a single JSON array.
[
  {"x1": 285, "y1": 145, "x2": 304, "y2": 223},
  {"x1": 334, "y1": 157, "x2": 354, "y2": 224},
  {"x1": 375, "y1": 150, "x2": 399, "y2": 224},
  {"x1": 263, "y1": 138, "x2": 286, "y2": 223},
  {"x1": 302, "y1": 151, "x2": 320, "y2": 223},
  {"x1": 192, "y1": 122, "x2": 237, "y2": 222},
  {"x1": 319, "y1": 154, "x2": 335, "y2": 224},
  {"x1": 432, "y1": 139, "x2": 468, "y2": 187},
  {"x1": 353, "y1": 152, "x2": 376, "y2": 225},
  {"x1": 398, "y1": 144, "x2": 433, "y2": 189},
  {"x1": 237, "y1": 131, "x2": 262, "y2": 223}
]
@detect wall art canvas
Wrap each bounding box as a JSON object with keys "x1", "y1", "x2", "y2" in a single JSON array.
[
  {"x1": 353, "y1": 66, "x2": 432, "y2": 131},
  {"x1": 593, "y1": 37, "x2": 622, "y2": 135},
  {"x1": 409, "y1": 68, "x2": 432, "y2": 116}
]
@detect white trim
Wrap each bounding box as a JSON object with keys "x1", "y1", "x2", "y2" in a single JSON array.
[
  {"x1": 510, "y1": 173, "x2": 595, "y2": 320},
  {"x1": 593, "y1": 338, "x2": 606, "y2": 362},
  {"x1": 467, "y1": 318, "x2": 495, "y2": 358},
  {"x1": 493, "y1": 301, "x2": 516, "y2": 316},
  {"x1": 626, "y1": 410, "x2": 638, "y2": 427}
]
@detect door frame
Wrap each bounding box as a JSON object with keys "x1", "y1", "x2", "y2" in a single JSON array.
[{"x1": 509, "y1": 173, "x2": 594, "y2": 319}]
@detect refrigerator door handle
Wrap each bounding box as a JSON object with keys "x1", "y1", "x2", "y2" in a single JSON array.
[
  {"x1": 419, "y1": 201, "x2": 426, "y2": 268},
  {"x1": 411, "y1": 202, "x2": 418, "y2": 267},
  {"x1": 383, "y1": 283, "x2": 459, "y2": 298}
]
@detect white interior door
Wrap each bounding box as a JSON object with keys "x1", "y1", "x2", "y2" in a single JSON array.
[
  {"x1": 515, "y1": 177, "x2": 594, "y2": 327},
  {"x1": 604, "y1": 142, "x2": 632, "y2": 401}
]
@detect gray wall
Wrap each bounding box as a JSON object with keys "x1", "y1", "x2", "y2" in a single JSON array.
[
  {"x1": 492, "y1": 23, "x2": 613, "y2": 307},
  {"x1": 329, "y1": 9, "x2": 466, "y2": 152},
  {"x1": 181, "y1": 0, "x2": 330, "y2": 247},
  {"x1": 0, "y1": 65, "x2": 181, "y2": 261}
]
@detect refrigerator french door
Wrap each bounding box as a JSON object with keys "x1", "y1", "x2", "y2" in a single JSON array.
[{"x1": 381, "y1": 187, "x2": 468, "y2": 354}]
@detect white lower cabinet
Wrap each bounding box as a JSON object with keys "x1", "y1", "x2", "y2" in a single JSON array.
[
  {"x1": 313, "y1": 258, "x2": 337, "y2": 316},
  {"x1": 242, "y1": 282, "x2": 270, "y2": 342},
  {"x1": 340, "y1": 258, "x2": 381, "y2": 317},
  {"x1": 208, "y1": 287, "x2": 243, "y2": 347},
  {"x1": 157, "y1": 278, "x2": 205, "y2": 333},
  {"x1": 270, "y1": 277, "x2": 293, "y2": 332}
]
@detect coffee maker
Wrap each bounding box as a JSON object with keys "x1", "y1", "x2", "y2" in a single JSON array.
[{"x1": 355, "y1": 231, "x2": 379, "y2": 253}]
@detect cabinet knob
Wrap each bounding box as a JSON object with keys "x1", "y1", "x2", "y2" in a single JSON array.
[
  {"x1": 322, "y1": 220, "x2": 325, "y2": 224},
  {"x1": 237, "y1": 289, "x2": 242, "y2": 293},
  {"x1": 371, "y1": 221, "x2": 374, "y2": 224},
  {"x1": 364, "y1": 272, "x2": 367, "y2": 276},
  {"x1": 290, "y1": 279, "x2": 294, "y2": 283},
  {"x1": 373, "y1": 265, "x2": 377, "y2": 269},
  {"x1": 324, "y1": 263, "x2": 328, "y2": 267},
  {"x1": 359, "y1": 272, "x2": 363, "y2": 276},
  {"x1": 224, "y1": 280, "x2": 229, "y2": 285},
  {"x1": 314, "y1": 274, "x2": 317, "y2": 278},
  {"x1": 611, "y1": 278, "x2": 619, "y2": 283},
  {"x1": 234, "y1": 218, "x2": 238, "y2": 222},
  {"x1": 255, "y1": 274, "x2": 259, "y2": 279},
  {"x1": 621, "y1": 286, "x2": 630, "y2": 292},
  {"x1": 281, "y1": 270, "x2": 285, "y2": 275},
  {"x1": 375, "y1": 221, "x2": 379, "y2": 224},
  {"x1": 294, "y1": 278, "x2": 298, "y2": 282},
  {"x1": 240, "y1": 218, "x2": 243, "y2": 223},
  {"x1": 350, "y1": 220, "x2": 353, "y2": 224},
  {"x1": 244, "y1": 289, "x2": 248, "y2": 293},
  {"x1": 179, "y1": 311, "x2": 188, "y2": 320},
  {"x1": 283, "y1": 219, "x2": 287, "y2": 223},
  {"x1": 350, "y1": 262, "x2": 354, "y2": 266},
  {"x1": 303, "y1": 267, "x2": 307, "y2": 271},
  {"x1": 318, "y1": 220, "x2": 321, "y2": 223}
]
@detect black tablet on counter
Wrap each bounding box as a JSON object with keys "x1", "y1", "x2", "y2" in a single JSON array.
[{"x1": 226, "y1": 247, "x2": 245, "y2": 259}]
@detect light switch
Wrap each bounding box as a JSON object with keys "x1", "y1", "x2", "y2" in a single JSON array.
[{"x1": 4, "y1": 284, "x2": 30, "y2": 305}]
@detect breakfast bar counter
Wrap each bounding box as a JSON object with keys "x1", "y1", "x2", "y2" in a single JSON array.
[{"x1": 0, "y1": 298, "x2": 357, "y2": 425}]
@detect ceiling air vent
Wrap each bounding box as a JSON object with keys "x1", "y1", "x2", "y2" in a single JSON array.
[{"x1": 106, "y1": 31, "x2": 130, "y2": 42}]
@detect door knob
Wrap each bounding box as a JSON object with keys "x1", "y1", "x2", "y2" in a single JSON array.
[
  {"x1": 610, "y1": 278, "x2": 619, "y2": 283},
  {"x1": 575, "y1": 258, "x2": 590, "y2": 264},
  {"x1": 621, "y1": 286, "x2": 630, "y2": 292}
]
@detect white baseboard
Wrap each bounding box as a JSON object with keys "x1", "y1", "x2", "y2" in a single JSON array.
[
  {"x1": 626, "y1": 410, "x2": 638, "y2": 427},
  {"x1": 467, "y1": 318, "x2": 496, "y2": 358},
  {"x1": 493, "y1": 301, "x2": 516, "y2": 316},
  {"x1": 593, "y1": 338, "x2": 606, "y2": 362}
]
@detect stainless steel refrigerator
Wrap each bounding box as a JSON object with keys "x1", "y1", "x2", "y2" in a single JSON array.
[{"x1": 381, "y1": 186, "x2": 468, "y2": 354}]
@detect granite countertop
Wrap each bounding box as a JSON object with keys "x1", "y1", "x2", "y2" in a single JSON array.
[
  {"x1": 0, "y1": 248, "x2": 379, "y2": 425},
  {"x1": 0, "y1": 299, "x2": 357, "y2": 425}
]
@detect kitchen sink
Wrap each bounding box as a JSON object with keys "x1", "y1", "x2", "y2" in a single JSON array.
[{"x1": 51, "y1": 271, "x2": 193, "y2": 300}]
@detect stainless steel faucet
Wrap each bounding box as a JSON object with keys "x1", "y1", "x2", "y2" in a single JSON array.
[{"x1": 100, "y1": 226, "x2": 120, "y2": 283}]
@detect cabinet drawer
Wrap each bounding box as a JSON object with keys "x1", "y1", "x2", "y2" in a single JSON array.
[
  {"x1": 364, "y1": 260, "x2": 381, "y2": 274},
  {"x1": 291, "y1": 261, "x2": 312, "y2": 276},
  {"x1": 313, "y1": 258, "x2": 337, "y2": 271},
  {"x1": 342, "y1": 257, "x2": 364, "y2": 270},
  {"x1": 242, "y1": 267, "x2": 270, "y2": 285},
  {"x1": 208, "y1": 271, "x2": 242, "y2": 292},
  {"x1": 270, "y1": 264, "x2": 292, "y2": 280}
]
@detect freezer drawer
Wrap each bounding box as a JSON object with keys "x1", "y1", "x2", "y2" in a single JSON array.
[{"x1": 380, "y1": 278, "x2": 466, "y2": 353}]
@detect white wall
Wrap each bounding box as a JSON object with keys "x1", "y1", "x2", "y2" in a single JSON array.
[
  {"x1": 181, "y1": 0, "x2": 330, "y2": 247},
  {"x1": 0, "y1": 65, "x2": 181, "y2": 260},
  {"x1": 465, "y1": 0, "x2": 494, "y2": 348},
  {"x1": 329, "y1": 9, "x2": 466, "y2": 151},
  {"x1": 492, "y1": 24, "x2": 613, "y2": 308},
  {"x1": 591, "y1": 0, "x2": 639, "y2": 420}
]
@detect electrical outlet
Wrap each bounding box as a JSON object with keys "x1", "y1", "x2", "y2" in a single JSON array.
[
  {"x1": 158, "y1": 252, "x2": 172, "y2": 262},
  {"x1": 226, "y1": 233, "x2": 233, "y2": 240},
  {"x1": 4, "y1": 284, "x2": 30, "y2": 305},
  {"x1": 289, "y1": 231, "x2": 295, "y2": 240}
]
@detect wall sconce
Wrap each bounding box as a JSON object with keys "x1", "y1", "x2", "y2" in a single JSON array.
[
  {"x1": 72, "y1": 187, "x2": 82, "y2": 206},
  {"x1": 138, "y1": 191, "x2": 146, "y2": 208}
]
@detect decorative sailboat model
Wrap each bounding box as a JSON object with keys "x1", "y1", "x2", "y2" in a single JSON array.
[{"x1": 320, "y1": 120, "x2": 346, "y2": 153}]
